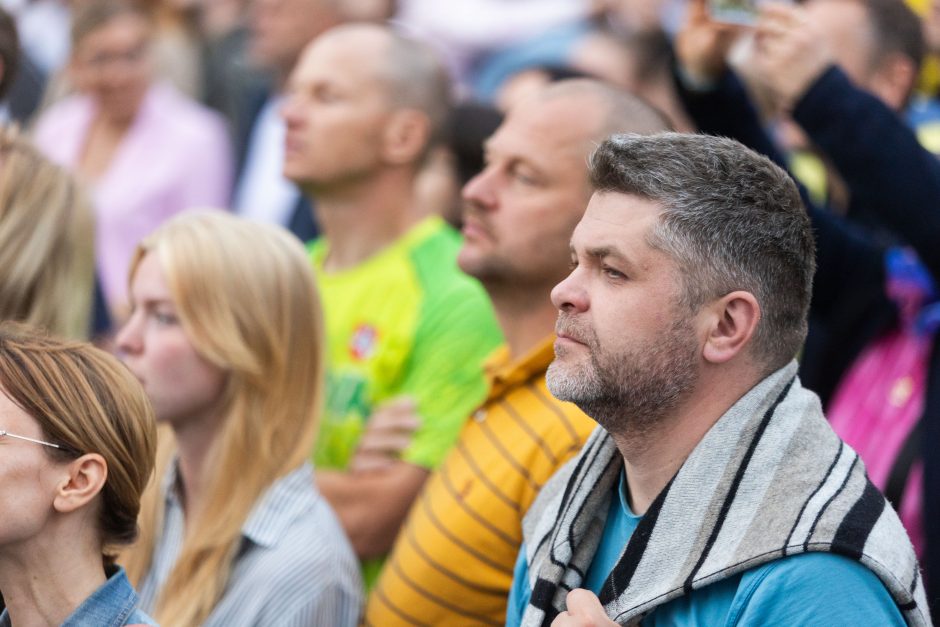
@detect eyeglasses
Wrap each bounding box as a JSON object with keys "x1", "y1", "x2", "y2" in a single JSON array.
[{"x1": 0, "y1": 429, "x2": 73, "y2": 452}]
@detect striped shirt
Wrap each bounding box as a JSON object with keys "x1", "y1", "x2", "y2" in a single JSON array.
[
  {"x1": 138, "y1": 462, "x2": 363, "y2": 626},
  {"x1": 364, "y1": 338, "x2": 596, "y2": 626}
]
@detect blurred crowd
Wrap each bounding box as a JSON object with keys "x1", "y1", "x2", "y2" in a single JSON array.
[{"x1": 0, "y1": 0, "x2": 938, "y2": 624}]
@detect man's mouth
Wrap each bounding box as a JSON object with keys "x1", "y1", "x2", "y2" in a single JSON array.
[{"x1": 461, "y1": 215, "x2": 492, "y2": 241}]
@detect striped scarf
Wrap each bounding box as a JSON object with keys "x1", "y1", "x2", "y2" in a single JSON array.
[{"x1": 520, "y1": 362, "x2": 930, "y2": 626}]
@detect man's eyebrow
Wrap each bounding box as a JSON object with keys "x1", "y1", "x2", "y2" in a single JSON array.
[
  {"x1": 584, "y1": 245, "x2": 632, "y2": 265},
  {"x1": 481, "y1": 141, "x2": 546, "y2": 173}
]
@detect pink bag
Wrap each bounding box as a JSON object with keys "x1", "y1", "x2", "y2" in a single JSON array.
[{"x1": 828, "y1": 247, "x2": 936, "y2": 561}]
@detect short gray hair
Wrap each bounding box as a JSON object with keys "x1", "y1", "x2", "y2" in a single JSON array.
[
  {"x1": 589, "y1": 133, "x2": 815, "y2": 371},
  {"x1": 375, "y1": 30, "x2": 452, "y2": 152}
]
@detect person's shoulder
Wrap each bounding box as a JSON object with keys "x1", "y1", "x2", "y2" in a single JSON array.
[
  {"x1": 123, "y1": 607, "x2": 158, "y2": 626},
  {"x1": 33, "y1": 93, "x2": 92, "y2": 137},
  {"x1": 527, "y1": 375, "x2": 596, "y2": 433},
  {"x1": 231, "y1": 485, "x2": 361, "y2": 597},
  {"x1": 728, "y1": 552, "x2": 906, "y2": 626},
  {"x1": 267, "y1": 483, "x2": 359, "y2": 572},
  {"x1": 211, "y1": 485, "x2": 363, "y2": 622},
  {"x1": 408, "y1": 221, "x2": 489, "y2": 301},
  {"x1": 147, "y1": 83, "x2": 228, "y2": 142}
]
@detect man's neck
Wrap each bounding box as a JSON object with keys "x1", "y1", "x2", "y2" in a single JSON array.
[
  {"x1": 312, "y1": 174, "x2": 421, "y2": 272},
  {"x1": 613, "y1": 366, "x2": 758, "y2": 515},
  {"x1": 490, "y1": 284, "x2": 560, "y2": 360}
]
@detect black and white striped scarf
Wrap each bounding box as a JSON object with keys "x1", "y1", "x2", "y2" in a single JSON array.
[{"x1": 520, "y1": 362, "x2": 930, "y2": 626}]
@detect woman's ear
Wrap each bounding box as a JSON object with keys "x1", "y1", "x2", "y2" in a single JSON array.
[
  {"x1": 53, "y1": 453, "x2": 108, "y2": 514},
  {"x1": 701, "y1": 290, "x2": 761, "y2": 365}
]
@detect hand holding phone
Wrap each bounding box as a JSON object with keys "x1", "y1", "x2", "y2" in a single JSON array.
[
  {"x1": 707, "y1": 0, "x2": 762, "y2": 25},
  {"x1": 676, "y1": 0, "x2": 746, "y2": 84}
]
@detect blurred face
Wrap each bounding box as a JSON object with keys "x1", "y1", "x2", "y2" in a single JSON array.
[
  {"x1": 927, "y1": 0, "x2": 940, "y2": 55},
  {"x1": 458, "y1": 94, "x2": 599, "y2": 292},
  {"x1": 546, "y1": 193, "x2": 700, "y2": 431},
  {"x1": 804, "y1": 0, "x2": 877, "y2": 88},
  {"x1": 116, "y1": 253, "x2": 226, "y2": 429},
  {"x1": 71, "y1": 13, "x2": 153, "y2": 124},
  {"x1": 248, "y1": 0, "x2": 339, "y2": 75},
  {"x1": 597, "y1": 0, "x2": 667, "y2": 35},
  {"x1": 0, "y1": 390, "x2": 66, "y2": 549},
  {"x1": 281, "y1": 30, "x2": 392, "y2": 191}
]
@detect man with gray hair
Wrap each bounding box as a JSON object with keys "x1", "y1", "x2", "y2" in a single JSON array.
[
  {"x1": 507, "y1": 133, "x2": 929, "y2": 626},
  {"x1": 281, "y1": 23, "x2": 503, "y2": 586}
]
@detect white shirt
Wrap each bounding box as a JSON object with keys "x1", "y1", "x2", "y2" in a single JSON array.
[
  {"x1": 233, "y1": 96, "x2": 302, "y2": 227},
  {"x1": 138, "y1": 462, "x2": 363, "y2": 626}
]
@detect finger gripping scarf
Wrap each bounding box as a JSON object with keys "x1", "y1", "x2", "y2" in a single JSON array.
[{"x1": 520, "y1": 362, "x2": 930, "y2": 626}]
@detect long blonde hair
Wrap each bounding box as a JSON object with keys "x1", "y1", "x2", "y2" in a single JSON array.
[
  {"x1": 0, "y1": 126, "x2": 94, "y2": 338},
  {"x1": 121, "y1": 211, "x2": 325, "y2": 626}
]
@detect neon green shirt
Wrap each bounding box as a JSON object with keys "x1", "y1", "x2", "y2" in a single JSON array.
[{"x1": 309, "y1": 216, "x2": 503, "y2": 472}]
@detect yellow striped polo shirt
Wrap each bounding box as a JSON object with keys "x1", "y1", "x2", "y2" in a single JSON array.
[{"x1": 364, "y1": 337, "x2": 597, "y2": 626}]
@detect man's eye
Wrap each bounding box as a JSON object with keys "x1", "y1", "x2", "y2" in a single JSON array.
[
  {"x1": 603, "y1": 266, "x2": 626, "y2": 280},
  {"x1": 514, "y1": 171, "x2": 539, "y2": 185}
]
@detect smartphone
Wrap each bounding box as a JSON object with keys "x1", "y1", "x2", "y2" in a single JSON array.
[{"x1": 707, "y1": 0, "x2": 760, "y2": 24}]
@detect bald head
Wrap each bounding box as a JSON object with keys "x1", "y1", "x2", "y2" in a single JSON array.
[
  {"x1": 314, "y1": 24, "x2": 452, "y2": 148},
  {"x1": 804, "y1": 0, "x2": 923, "y2": 108},
  {"x1": 282, "y1": 23, "x2": 453, "y2": 192},
  {"x1": 536, "y1": 79, "x2": 672, "y2": 143},
  {"x1": 458, "y1": 78, "x2": 669, "y2": 296}
]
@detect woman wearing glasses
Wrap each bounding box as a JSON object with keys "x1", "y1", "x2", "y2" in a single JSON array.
[
  {"x1": 32, "y1": 0, "x2": 231, "y2": 320},
  {"x1": 0, "y1": 322, "x2": 157, "y2": 625},
  {"x1": 117, "y1": 212, "x2": 361, "y2": 626}
]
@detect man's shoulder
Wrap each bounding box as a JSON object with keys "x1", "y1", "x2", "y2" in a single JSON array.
[
  {"x1": 492, "y1": 373, "x2": 595, "y2": 444},
  {"x1": 648, "y1": 552, "x2": 906, "y2": 626},
  {"x1": 405, "y1": 219, "x2": 483, "y2": 295},
  {"x1": 726, "y1": 552, "x2": 905, "y2": 626},
  {"x1": 146, "y1": 84, "x2": 229, "y2": 144}
]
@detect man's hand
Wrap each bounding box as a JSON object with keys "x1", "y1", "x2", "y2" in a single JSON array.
[
  {"x1": 350, "y1": 397, "x2": 421, "y2": 473},
  {"x1": 317, "y1": 462, "x2": 430, "y2": 559},
  {"x1": 551, "y1": 589, "x2": 618, "y2": 627},
  {"x1": 675, "y1": 0, "x2": 744, "y2": 85},
  {"x1": 752, "y1": 3, "x2": 834, "y2": 110}
]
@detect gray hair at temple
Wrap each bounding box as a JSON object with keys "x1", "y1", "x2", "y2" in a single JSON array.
[{"x1": 589, "y1": 132, "x2": 815, "y2": 372}]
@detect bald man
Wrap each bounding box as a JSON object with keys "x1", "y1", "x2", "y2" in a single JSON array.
[{"x1": 281, "y1": 24, "x2": 503, "y2": 585}]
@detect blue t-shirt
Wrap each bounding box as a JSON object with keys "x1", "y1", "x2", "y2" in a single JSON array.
[{"x1": 507, "y1": 472, "x2": 906, "y2": 626}]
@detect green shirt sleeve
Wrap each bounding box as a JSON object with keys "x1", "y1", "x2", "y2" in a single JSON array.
[{"x1": 398, "y1": 279, "x2": 503, "y2": 469}]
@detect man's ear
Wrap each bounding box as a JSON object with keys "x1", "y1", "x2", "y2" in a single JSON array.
[
  {"x1": 381, "y1": 108, "x2": 431, "y2": 166},
  {"x1": 53, "y1": 454, "x2": 108, "y2": 514},
  {"x1": 701, "y1": 291, "x2": 761, "y2": 365},
  {"x1": 868, "y1": 52, "x2": 916, "y2": 112}
]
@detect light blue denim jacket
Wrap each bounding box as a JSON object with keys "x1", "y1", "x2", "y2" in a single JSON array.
[{"x1": 0, "y1": 565, "x2": 157, "y2": 626}]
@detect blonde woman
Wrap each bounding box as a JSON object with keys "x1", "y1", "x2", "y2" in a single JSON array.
[
  {"x1": 0, "y1": 322, "x2": 157, "y2": 625},
  {"x1": 0, "y1": 126, "x2": 95, "y2": 339},
  {"x1": 117, "y1": 212, "x2": 362, "y2": 626}
]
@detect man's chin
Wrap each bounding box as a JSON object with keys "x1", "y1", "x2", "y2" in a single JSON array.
[{"x1": 545, "y1": 361, "x2": 586, "y2": 402}]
